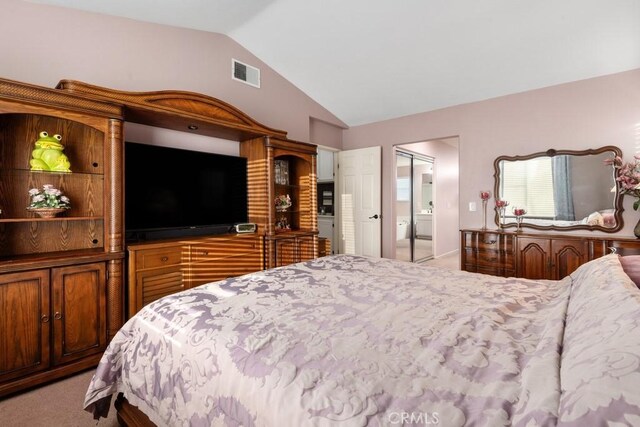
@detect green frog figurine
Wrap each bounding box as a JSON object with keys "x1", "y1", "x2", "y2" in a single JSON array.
[{"x1": 30, "y1": 131, "x2": 71, "y2": 172}]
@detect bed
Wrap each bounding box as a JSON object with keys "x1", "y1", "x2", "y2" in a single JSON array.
[{"x1": 84, "y1": 254, "x2": 640, "y2": 426}]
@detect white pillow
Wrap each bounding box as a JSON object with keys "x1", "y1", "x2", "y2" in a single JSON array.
[{"x1": 586, "y1": 211, "x2": 603, "y2": 226}]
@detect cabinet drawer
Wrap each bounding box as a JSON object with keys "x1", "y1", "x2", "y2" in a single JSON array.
[
  {"x1": 476, "y1": 250, "x2": 514, "y2": 269},
  {"x1": 477, "y1": 233, "x2": 513, "y2": 252},
  {"x1": 187, "y1": 253, "x2": 262, "y2": 287},
  {"x1": 135, "y1": 247, "x2": 183, "y2": 269},
  {"x1": 462, "y1": 231, "x2": 514, "y2": 252},
  {"x1": 190, "y1": 239, "x2": 260, "y2": 262},
  {"x1": 477, "y1": 266, "x2": 515, "y2": 277}
]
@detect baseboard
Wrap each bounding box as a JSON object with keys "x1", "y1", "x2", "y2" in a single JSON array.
[{"x1": 433, "y1": 249, "x2": 459, "y2": 259}]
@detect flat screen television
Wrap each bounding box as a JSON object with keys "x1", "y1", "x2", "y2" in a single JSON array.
[{"x1": 125, "y1": 142, "x2": 248, "y2": 241}]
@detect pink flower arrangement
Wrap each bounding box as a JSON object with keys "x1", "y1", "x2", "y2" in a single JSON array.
[
  {"x1": 495, "y1": 199, "x2": 509, "y2": 209},
  {"x1": 479, "y1": 191, "x2": 491, "y2": 201},
  {"x1": 513, "y1": 207, "x2": 527, "y2": 217},
  {"x1": 606, "y1": 155, "x2": 640, "y2": 210},
  {"x1": 28, "y1": 184, "x2": 70, "y2": 209}
]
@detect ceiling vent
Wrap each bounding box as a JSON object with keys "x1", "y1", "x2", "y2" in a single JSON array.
[{"x1": 232, "y1": 59, "x2": 261, "y2": 88}]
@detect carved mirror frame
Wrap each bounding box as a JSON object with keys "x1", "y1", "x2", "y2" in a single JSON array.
[{"x1": 493, "y1": 146, "x2": 623, "y2": 232}]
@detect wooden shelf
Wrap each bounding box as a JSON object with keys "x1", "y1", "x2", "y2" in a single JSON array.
[
  {"x1": 0, "y1": 216, "x2": 103, "y2": 223},
  {"x1": 275, "y1": 183, "x2": 300, "y2": 189}
]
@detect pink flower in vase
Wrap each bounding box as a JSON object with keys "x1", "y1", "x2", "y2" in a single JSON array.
[
  {"x1": 495, "y1": 199, "x2": 509, "y2": 228},
  {"x1": 513, "y1": 207, "x2": 527, "y2": 217},
  {"x1": 512, "y1": 207, "x2": 527, "y2": 231},
  {"x1": 495, "y1": 199, "x2": 509, "y2": 209},
  {"x1": 479, "y1": 191, "x2": 491, "y2": 201}
]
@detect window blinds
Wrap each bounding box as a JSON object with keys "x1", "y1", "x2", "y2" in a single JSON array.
[{"x1": 501, "y1": 158, "x2": 556, "y2": 218}]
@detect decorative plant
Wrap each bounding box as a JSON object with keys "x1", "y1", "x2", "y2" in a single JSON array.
[
  {"x1": 28, "y1": 184, "x2": 70, "y2": 209},
  {"x1": 605, "y1": 155, "x2": 640, "y2": 210}
]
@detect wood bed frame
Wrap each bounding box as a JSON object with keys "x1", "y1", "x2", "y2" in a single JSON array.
[{"x1": 115, "y1": 394, "x2": 156, "y2": 427}]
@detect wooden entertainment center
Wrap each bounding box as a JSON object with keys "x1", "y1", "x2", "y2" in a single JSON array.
[{"x1": 0, "y1": 77, "x2": 318, "y2": 396}]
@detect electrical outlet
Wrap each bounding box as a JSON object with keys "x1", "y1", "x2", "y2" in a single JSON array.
[{"x1": 469, "y1": 202, "x2": 477, "y2": 212}]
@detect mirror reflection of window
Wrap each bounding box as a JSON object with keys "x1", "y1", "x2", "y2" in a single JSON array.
[
  {"x1": 397, "y1": 177, "x2": 410, "y2": 201},
  {"x1": 501, "y1": 157, "x2": 555, "y2": 218},
  {"x1": 495, "y1": 147, "x2": 621, "y2": 231}
]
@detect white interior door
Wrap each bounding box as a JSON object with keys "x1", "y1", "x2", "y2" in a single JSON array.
[{"x1": 337, "y1": 146, "x2": 382, "y2": 257}]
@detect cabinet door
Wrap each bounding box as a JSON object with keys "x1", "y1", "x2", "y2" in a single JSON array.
[
  {"x1": 51, "y1": 263, "x2": 106, "y2": 366},
  {"x1": 274, "y1": 238, "x2": 297, "y2": 267},
  {"x1": 129, "y1": 245, "x2": 184, "y2": 317},
  {"x1": 297, "y1": 235, "x2": 316, "y2": 262},
  {"x1": 0, "y1": 270, "x2": 50, "y2": 382},
  {"x1": 135, "y1": 267, "x2": 184, "y2": 315},
  {"x1": 317, "y1": 149, "x2": 334, "y2": 181},
  {"x1": 517, "y1": 237, "x2": 551, "y2": 279},
  {"x1": 551, "y1": 239, "x2": 587, "y2": 280}
]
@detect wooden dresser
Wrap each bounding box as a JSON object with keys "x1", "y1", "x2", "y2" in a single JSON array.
[{"x1": 461, "y1": 229, "x2": 640, "y2": 280}]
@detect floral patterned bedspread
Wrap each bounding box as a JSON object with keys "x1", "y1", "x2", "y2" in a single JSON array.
[{"x1": 84, "y1": 254, "x2": 640, "y2": 426}]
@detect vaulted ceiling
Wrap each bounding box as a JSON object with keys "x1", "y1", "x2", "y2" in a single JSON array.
[{"x1": 27, "y1": 0, "x2": 640, "y2": 126}]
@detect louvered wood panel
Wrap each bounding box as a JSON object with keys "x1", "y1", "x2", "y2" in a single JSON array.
[
  {"x1": 186, "y1": 235, "x2": 262, "y2": 287},
  {"x1": 239, "y1": 138, "x2": 271, "y2": 235},
  {"x1": 274, "y1": 237, "x2": 297, "y2": 267},
  {"x1": 138, "y1": 268, "x2": 184, "y2": 307},
  {"x1": 297, "y1": 235, "x2": 316, "y2": 262}
]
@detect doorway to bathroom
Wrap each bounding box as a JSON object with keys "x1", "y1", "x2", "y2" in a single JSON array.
[{"x1": 395, "y1": 149, "x2": 434, "y2": 263}]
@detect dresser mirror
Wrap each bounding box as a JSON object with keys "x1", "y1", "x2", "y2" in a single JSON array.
[{"x1": 493, "y1": 146, "x2": 623, "y2": 232}]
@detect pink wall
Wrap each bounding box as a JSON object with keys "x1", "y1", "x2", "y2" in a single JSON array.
[
  {"x1": 344, "y1": 68, "x2": 640, "y2": 259},
  {"x1": 0, "y1": 0, "x2": 346, "y2": 143},
  {"x1": 309, "y1": 118, "x2": 344, "y2": 150}
]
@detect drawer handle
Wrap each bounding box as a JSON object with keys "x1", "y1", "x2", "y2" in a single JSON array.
[
  {"x1": 41, "y1": 314, "x2": 49, "y2": 323},
  {"x1": 487, "y1": 257, "x2": 497, "y2": 262},
  {"x1": 482, "y1": 239, "x2": 497, "y2": 245},
  {"x1": 54, "y1": 312, "x2": 63, "y2": 320},
  {"x1": 200, "y1": 251, "x2": 209, "y2": 256},
  {"x1": 161, "y1": 256, "x2": 169, "y2": 262}
]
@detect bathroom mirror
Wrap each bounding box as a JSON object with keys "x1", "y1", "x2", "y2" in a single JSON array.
[{"x1": 493, "y1": 146, "x2": 623, "y2": 232}]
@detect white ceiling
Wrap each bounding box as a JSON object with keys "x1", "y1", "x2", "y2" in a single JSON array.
[{"x1": 28, "y1": 0, "x2": 640, "y2": 126}]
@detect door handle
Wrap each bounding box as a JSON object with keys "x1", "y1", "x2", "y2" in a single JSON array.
[{"x1": 369, "y1": 214, "x2": 380, "y2": 219}]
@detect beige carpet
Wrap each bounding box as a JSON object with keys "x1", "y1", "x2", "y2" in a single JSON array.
[
  {"x1": 0, "y1": 370, "x2": 118, "y2": 427},
  {"x1": 422, "y1": 251, "x2": 460, "y2": 270}
]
